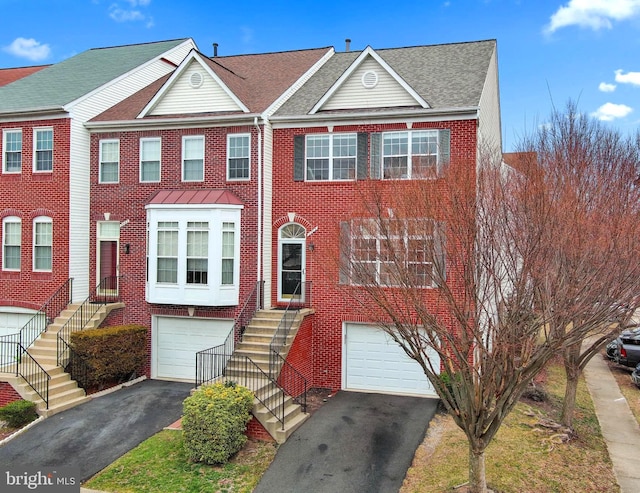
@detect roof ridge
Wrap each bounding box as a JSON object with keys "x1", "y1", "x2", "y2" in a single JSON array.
[
  {"x1": 374, "y1": 38, "x2": 496, "y2": 52},
  {"x1": 89, "y1": 38, "x2": 191, "y2": 51},
  {"x1": 210, "y1": 46, "x2": 333, "y2": 59}
]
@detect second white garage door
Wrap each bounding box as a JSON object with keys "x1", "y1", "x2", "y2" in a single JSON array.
[
  {"x1": 343, "y1": 323, "x2": 439, "y2": 397},
  {"x1": 153, "y1": 316, "x2": 234, "y2": 381}
]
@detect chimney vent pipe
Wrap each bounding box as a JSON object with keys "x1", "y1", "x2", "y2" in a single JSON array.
[
  {"x1": 213, "y1": 43, "x2": 218, "y2": 57},
  {"x1": 345, "y1": 38, "x2": 351, "y2": 51}
]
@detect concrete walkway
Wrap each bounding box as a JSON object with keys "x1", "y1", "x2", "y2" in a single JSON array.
[{"x1": 584, "y1": 354, "x2": 640, "y2": 492}]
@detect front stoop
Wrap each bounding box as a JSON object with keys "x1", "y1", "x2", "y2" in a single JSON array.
[
  {"x1": 224, "y1": 308, "x2": 313, "y2": 443},
  {"x1": 7, "y1": 302, "x2": 124, "y2": 417}
]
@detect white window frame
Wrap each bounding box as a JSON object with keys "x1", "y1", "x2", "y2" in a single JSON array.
[
  {"x1": 2, "y1": 216, "x2": 21, "y2": 271},
  {"x1": 3, "y1": 129, "x2": 22, "y2": 174},
  {"x1": 156, "y1": 221, "x2": 179, "y2": 284},
  {"x1": 140, "y1": 137, "x2": 161, "y2": 183},
  {"x1": 33, "y1": 216, "x2": 52, "y2": 272},
  {"x1": 33, "y1": 127, "x2": 53, "y2": 172},
  {"x1": 186, "y1": 221, "x2": 209, "y2": 285},
  {"x1": 227, "y1": 133, "x2": 250, "y2": 181},
  {"x1": 182, "y1": 135, "x2": 204, "y2": 182},
  {"x1": 221, "y1": 222, "x2": 235, "y2": 285},
  {"x1": 305, "y1": 133, "x2": 357, "y2": 181},
  {"x1": 382, "y1": 130, "x2": 439, "y2": 180},
  {"x1": 99, "y1": 139, "x2": 120, "y2": 184}
]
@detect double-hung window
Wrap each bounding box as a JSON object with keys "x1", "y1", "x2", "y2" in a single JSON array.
[
  {"x1": 349, "y1": 219, "x2": 441, "y2": 287},
  {"x1": 2, "y1": 216, "x2": 21, "y2": 271},
  {"x1": 306, "y1": 133, "x2": 357, "y2": 180},
  {"x1": 382, "y1": 130, "x2": 438, "y2": 179},
  {"x1": 182, "y1": 136, "x2": 204, "y2": 181},
  {"x1": 227, "y1": 134, "x2": 250, "y2": 180},
  {"x1": 157, "y1": 222, "x2": 178, "y2": 283},
  {"x1": 3, "y1": 129, "x2": 22, "y2": 173},
  {"x1": 140, "y1": 138, "x2": 161, "y2": 182},
  {"x1": 33, "y1": 216, "x2": 52, "y2": 271},
  {"x1": 34, "y1": 128, "x2": 53, "y2": 172},
  {"x1": 221, "y1": 222, "x2": 235, "y2": 285},
  {"x1": 99, "y1": 139, "x2": 120, "y2": 183},
  {"x1": 186, "y1": 222, "x2": 208, "y2": 284}
]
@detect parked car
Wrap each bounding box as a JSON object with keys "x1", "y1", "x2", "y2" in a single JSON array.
[
  {"x1": 632, "y1": 363, "x2": 640, "y2": 388},
  {"x1": 606, "y1": 339, "x2": 619, "y2": 361},
  {"x1": 613, "y1": 326, "x2": 640, "y2": 368}
]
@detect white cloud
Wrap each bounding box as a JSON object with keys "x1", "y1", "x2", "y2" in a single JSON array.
[
  {"x1": 108, "y1": 1, "x2": 153, "y2": 27},
  {"x1": 599, "y1": 82, "x2": 617, "y2": 92},
  {"x1": 615, "y1": 69, "x2": 640, "y2": 86},
  {"x1": 545, "y1": 0, "x2": 640, "y2": 33},
  {"x1": 3, "y1": 37, "x2": 51, "y2": 61},
  {"x1": 591, "y1": 102, "x2": 633, "y2": 121}
]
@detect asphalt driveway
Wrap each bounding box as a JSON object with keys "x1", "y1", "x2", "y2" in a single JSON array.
[
  {"x1": 0, "y1": 379, "x2": 191, "y2": 482},
  {"x1": 254, "y1": 391, "x2": 439, "y2": 493}
]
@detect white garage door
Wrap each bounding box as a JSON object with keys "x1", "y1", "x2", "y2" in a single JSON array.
[
  {"x1": 343, "y1": 323, "x2": 439, "y2": 397},
  {"x1": 153, "y1": 316, "x2": 234, "y2": 381},
  {"x1": 0, "y1": 308, "x2": 39, "y2": 337}
]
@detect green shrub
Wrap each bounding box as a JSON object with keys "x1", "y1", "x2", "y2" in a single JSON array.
[
  {"x1": 0, "y1": 399, "x2": 38, "y2": 428},
  {"x1": 182, "y1": 382, "x2": 254, "y2": 464},
  {"x1": 69, "y1": 324, "x2": 147, "y2": 388}
]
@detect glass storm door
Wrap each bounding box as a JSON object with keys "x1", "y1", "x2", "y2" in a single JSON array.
[{"x1": 278, "y1": 224, "x2": 306, "y2": 302}]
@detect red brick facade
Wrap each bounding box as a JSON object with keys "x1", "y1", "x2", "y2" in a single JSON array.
[
  {"x1": 0, "y1": 118, "x2": 72, "y2": 308},
  {"x1": 0, "y1": 381, "x2": 22, "y2": 407},
  {"x1": 274, "y1": 120, "x2": 477, "y2": 391}
]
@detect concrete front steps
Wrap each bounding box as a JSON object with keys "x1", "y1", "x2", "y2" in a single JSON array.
[
  {"x1": 12, "y1": 302, "x2": 124, "y2": 417},
  {"x1": 223, "y1": 308, "x2": 313, "y2": 443}
]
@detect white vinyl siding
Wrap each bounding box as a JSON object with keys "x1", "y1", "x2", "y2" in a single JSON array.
[
  {"x1": 477, "y1": 47, "x2": 502, "y2": 164},
  {"x1": 140, "y1": 137, "x2": 161, "y2": 182},
  {"x1": 322, "y1": 57, "x2": 418, "y2": 111},
  {"x1": 149, "y1": 61, "x2": 242, "y2": 116},
  {"x1": 33, "y1": 128, "x2": 53, "y2": 172},
  {"x1": 2, "y1": 217, "x2": 21, "y2": 271}
]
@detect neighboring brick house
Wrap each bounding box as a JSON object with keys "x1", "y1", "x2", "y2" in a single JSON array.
[
  {"x1": 269, "y1": 40, "x2": 501, "y2": 396},
  {"x1": 84, "y1": 47, "x2": 333, "y2": 379},
  {"x1": 0, "y1": 65, "x2": 50, "y2": 87},
  {"x1": 0, "y1": 39, "x2": 196, "y2": 337}
]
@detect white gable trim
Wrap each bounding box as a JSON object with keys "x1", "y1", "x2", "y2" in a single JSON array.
[
  {"x1": 310, "y1": 46, "x2": 429, "y2": 114},
  {"x1": 138, "y1": 50, "x2": 250, "y2": 118}
]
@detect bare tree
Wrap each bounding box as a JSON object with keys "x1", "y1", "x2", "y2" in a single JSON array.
[{"x1": 337, "y1": 102, "x2": 640, "y2": 492}]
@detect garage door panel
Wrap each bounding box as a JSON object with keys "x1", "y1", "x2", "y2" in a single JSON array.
[
  {"x1": 344, "y1": 323, "x2": 439, "y2": 397},
  {"x1": 154, "y1": 316, "x2": 233, "y2": 381}
]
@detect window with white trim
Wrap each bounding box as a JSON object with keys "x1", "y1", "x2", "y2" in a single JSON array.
[
  {"x1": 221, "y1": 222, "x2": 235, "y2": 285},
  {"x1": 187, "y1": 221, "x2": 208, "y2": 284},
  {"x1": 140, "y1": 138, "x2": 161, "y2": 182},
  {"x1": 2, "y1": 216, "x2": 21, "y2": 271},
  {"x1": 34, "y1": 128, "x2": 53, "y2": 172},
  {"x1": 382, "y1": 130, "x2": 438, "y2": 179},
  {"x1": 156, "y1": 221, "x2": 178, "y2": 283},
  {"x1": 3, "y1": 129, "x2": 22, "y2": 173},
  {"x1": 99, "y1": 139, "x2": 119, "y2": 183},
  {"x1": 227, "y1": 134, "x2": 250, "y2": 180},
  {"x1": 182, "y1": 136, "x2": 204, "y2": 181},
  {"x1": 350, "y1": 218, "x2": 440, "y2": 287},
  {"x1": 33, "y1": 216, "x2": 52, "y2": 271},
  {"x1": 306, "y1": 133, "x2": 357, "y2": 180}
]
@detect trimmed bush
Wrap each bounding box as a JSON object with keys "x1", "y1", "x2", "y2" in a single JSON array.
[
  {"x1": 0, "y1": 399, "x2": 38, "y2": 428},
  {"x1": 69, "y1": 324, "x2": 147, "y2": 388},
  {"x1": 182, "y1": 382, "x2": 254, "y2": 464}
]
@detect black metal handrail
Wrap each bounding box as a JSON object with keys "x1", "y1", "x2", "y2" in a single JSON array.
[
  {"x1": 57, "y1": 276, "x2": 121, "y2": 370},
  {"x1": 225, "y1": 355, "x2": 286, "y2": 429},
  {"x1": 195, "y1": 281, "x2": 264, "y2": 387},
  {"x1": 271, "y1": 350, "x2": 307, "y2": 413},
  {"x1": 0, "y1": 278, "x2": 72, "y2": 369},
  {"x1": 15, "y1": 343, "x2": 50, "y2": 409}
]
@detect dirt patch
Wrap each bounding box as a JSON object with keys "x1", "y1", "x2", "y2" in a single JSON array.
[{"x1": 305, "y1": 387, "x2": 334, "y2": 415}]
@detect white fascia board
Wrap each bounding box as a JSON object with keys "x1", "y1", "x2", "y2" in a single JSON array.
[
  {"x1": 270, "y1": 106, "x2": 479, "y2": 129},
  {"x1": 264, "y1": 47, "x2": 335, "y2": 117},
  {"x1": 145, "y1": 203, "x2": 245, "y2": 211},
  {"x1": 84, "y1": 112, "x2": 261, "y2": 132},
  {"x1": 138, "y1": 50, "x2": 250, "y2": 117},
  {"x1": 310, "y1": 46, "x2": 429, "y2": 114},
  {"x1": 65, "y1": 39, "x2": 197, "y2": 113},
  {"x1": 0, "y1": 107, "x2": 67, "y2": 121}
]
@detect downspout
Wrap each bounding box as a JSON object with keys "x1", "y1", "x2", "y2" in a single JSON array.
[{"x1": 254, "y1": 116, "x2": 263, "y2": 303}]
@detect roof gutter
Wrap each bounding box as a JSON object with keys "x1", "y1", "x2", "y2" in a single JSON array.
[
  {"x1": 84, "y1": 112, "x2": 262, "y2": 132},
  {"x1": 269, "y1": 106, "x2": 480, "y2": 126},
  {"x1": 0, "y1": 106, "x2": 67, "y2": 120}
]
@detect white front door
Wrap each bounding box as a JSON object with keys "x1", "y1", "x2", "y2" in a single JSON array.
[{"x1": 278, "y1": 223, "x2": 306, "y2": 302}]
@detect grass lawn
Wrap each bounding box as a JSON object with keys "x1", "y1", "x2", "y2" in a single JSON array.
[
  {"x1": 400, "y1": 359, "x2": 619, "y2": 493},
  {"x1": 83, "y1": 431, "x2": 277, "y2": 493}
]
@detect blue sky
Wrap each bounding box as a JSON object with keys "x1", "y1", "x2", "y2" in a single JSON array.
[{"x1": 1, "y1": 0, "x2": 639, "y2": 151}]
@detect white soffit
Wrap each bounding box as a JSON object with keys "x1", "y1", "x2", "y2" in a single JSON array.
[{"x1": 310, "y1": 46, "x2": 430, "y2": 114}]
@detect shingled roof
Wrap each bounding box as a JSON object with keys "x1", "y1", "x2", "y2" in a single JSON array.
[
  {"x1": 274, "y1": 39, "x2": 497, "y2": 116},
  {"x1": 0, "y1": 65, "x2": 50, "y2": 87},
  {"x1": 91, "y1": 47, "x2": 333, "y2": 122},
  {"x1": 0, "y1": 38, "x2": 192, "y2": 114}
]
